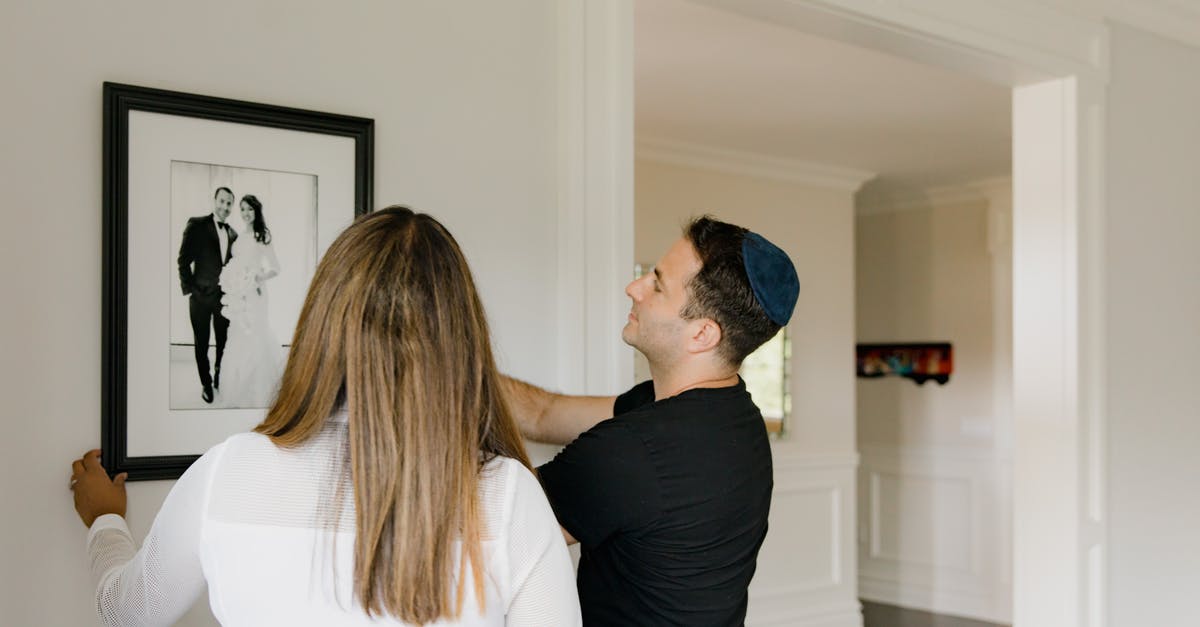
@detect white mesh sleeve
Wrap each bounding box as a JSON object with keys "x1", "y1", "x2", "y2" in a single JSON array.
[
  {"x1": 503, "y1": 464, "x2": 581, "y2": 626},
  {"x1": 86, "y1": 443, "x2": 225, "y2": 626}
]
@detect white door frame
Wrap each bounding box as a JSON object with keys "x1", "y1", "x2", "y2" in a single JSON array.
[
  {"x1": 560, "y1": 1, "x2": 1108, "y2": 625},
  {"x1": 555, "y1": 0, "x2": 635, "y2": 397}
]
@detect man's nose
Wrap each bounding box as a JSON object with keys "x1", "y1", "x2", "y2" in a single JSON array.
[{"x1": 625, "y1": 276, "x2": 645, "y2": 301}]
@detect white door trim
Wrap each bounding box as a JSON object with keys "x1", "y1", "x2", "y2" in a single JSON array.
[{"x1": 556, "y1": 0, "x2": 635, "y2": 395}]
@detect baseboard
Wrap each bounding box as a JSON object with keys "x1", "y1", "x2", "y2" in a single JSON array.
[
  {"x1": 747, "y1": 601, "x2": 863, "y2": 627},
  {"x1": 860, "y1": 576, "x2": 1009, "y2": 624}
]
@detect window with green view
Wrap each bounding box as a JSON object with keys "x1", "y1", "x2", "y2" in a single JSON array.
[{"x1": 740, "y1": 328, "x2": 790, "y2": 435}]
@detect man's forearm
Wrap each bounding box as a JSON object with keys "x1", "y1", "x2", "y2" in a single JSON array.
[
  {"x1": 502, "y1": 376, "x2": 555, "y2": 440},
  {"x1": 501, "y1": 375, "x2": 615, "y2": 446}
]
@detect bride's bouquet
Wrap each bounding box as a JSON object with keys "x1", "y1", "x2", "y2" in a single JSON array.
[{"x1": 219, "y1": 257, "x2": 258, "y2": 326}]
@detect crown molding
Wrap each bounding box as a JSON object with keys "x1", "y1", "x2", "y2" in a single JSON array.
[
  {"x1": 856, "y1": 176, "x2": 1011, "y2": 216},
  {"x1": 636, "y1": 136, "x2": 876, "y2": 192},
  {"x1": 693, "y1": 0, "x2": 1110, "y2": 84},
  {"x1": 1104, "y1": 0, "x2": 1200, "y2": 50}
]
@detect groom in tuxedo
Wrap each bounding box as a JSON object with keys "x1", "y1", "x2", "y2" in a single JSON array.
[{"x1": 178, "y1": 187, "x2": 238, "y2": 404}]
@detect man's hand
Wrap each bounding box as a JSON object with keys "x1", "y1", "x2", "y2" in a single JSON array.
[{"x1": 69, "y1": 449, "x2": 127, "y2": 528}]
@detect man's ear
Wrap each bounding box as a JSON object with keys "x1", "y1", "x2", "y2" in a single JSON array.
[{"x1": 687, "y1": 318, "x2": 723, "y2": 355}]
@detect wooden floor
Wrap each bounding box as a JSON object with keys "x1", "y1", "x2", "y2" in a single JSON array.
[{"x1": 861, "y1": 601, "x2": 1009, "y2": 627}]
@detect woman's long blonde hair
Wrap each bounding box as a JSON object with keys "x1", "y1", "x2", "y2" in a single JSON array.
[{"x1": 255, "y1": 206, "x2": 530, "y2": 623}]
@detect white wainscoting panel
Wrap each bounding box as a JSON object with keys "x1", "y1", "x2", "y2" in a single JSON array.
[
  {"x1": 869, "y1": 471, "x2": 974, "y2": 571},
  {"x1": 748, "y1": 452, "x2": 862, "y2": 627},
  {"x1": 858, "y1": 444, "x2": 1012, "y2": 624}
]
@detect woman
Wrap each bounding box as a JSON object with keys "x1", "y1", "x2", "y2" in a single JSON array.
[
  {"x1": 218, "y1": 194, "x2": 283, "y2": 408},
  {"x1": 70, "y1": 207, "x2": 581, "y2": 626}
]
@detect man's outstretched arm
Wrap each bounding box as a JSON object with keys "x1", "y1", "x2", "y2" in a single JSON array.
[{"x1": 501, "y1": 376, "x2": 615, "y2": 446}]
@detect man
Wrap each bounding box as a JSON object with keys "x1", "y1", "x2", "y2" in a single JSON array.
[
  {"x1": 178, "y1": 187, "x2": 237, "y2": 404},
  {"x1": 505, "y1": 216, "x2": 799, "y2": 626}
]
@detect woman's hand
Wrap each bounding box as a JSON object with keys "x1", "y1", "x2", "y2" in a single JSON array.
[{"x1": 70, "y1": 449, "x2": 128, "y2": 528}]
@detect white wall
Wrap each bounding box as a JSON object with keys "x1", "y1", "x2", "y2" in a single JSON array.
[
  {"x1": 0, "y1": 2, "x2": 561, "y2": 625},
  {"x1": 1105, "y1": 23, "x2": 1200, "y2": 627},
  {"x1": 635, "y1": 157, "x2": 862, "y2": 626},
  {"x1": 854, "y1": 189, "x2": 1013, "y2": 623},
  {"x1": 856, "y1": 198, "x2": 998, "y2": 449}
]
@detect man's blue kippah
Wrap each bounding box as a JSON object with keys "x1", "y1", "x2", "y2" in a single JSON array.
[{"x1": 742, "y1": 232, "x2": 799, "y2": 326}]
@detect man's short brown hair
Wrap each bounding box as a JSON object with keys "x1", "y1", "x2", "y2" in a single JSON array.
[{"x1": 680, "y1": 216, "x2": 782, "y2": 366}]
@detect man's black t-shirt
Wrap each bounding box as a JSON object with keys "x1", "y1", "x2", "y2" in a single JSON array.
[{"x1": 537, "y1": 379, "x2": 774, "y2": 626}]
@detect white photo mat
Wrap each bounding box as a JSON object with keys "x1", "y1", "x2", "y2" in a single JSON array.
[{"x1": 125, "y1": 110, "x2": 357, "y2": 457}]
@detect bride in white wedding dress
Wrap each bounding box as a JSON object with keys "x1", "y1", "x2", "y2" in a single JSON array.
[{"x1": 218, "y1": 194, "x2": 283, "y2": 408}]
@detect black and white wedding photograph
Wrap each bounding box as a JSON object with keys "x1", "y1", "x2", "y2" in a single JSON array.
[{"x1": 169, "y1": 161, "x2": 317, "y2": 410}]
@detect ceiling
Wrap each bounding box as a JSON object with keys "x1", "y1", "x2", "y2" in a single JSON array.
[{"x1": 634, "y1": 0, "x2": 1012, "y2": 189}]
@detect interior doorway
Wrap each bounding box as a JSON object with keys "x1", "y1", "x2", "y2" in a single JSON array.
[
  {"x1": 634, "y1": 1, "x2": 1013, "y2": 624},
  {"x1": 592, "y1": 1, "x2": 1107, "y2": 625}
]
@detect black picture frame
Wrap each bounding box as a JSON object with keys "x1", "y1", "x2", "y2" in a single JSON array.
[{"x1": 102, "y1": 82, "x2": 373, "y2": 480}]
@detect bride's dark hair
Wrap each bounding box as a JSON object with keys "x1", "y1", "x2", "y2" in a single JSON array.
[{"x1": 240, "y1": 195, "x2": 272, "y2": 244}]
